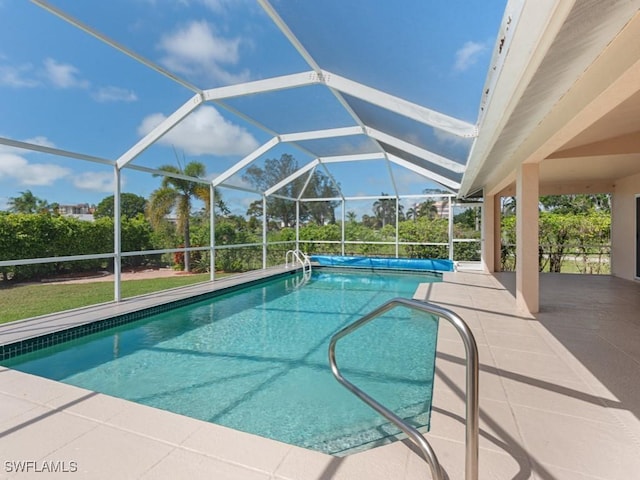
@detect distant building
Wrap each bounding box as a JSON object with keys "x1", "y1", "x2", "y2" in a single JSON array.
[
  {"x1": 58, "y1": 203, "x2": 95, "y2": 222},
  {"x1": 434, "y1": 200, "x2": 450, "y2": 218}
]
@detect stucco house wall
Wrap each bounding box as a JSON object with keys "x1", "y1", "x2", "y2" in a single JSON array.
[{"x1": 612, "y1": 171, "x2": 640, "y2": 281}]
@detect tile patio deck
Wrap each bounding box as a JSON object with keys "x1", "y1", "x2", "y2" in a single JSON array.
[{"x1": 1, "y1": 269, "x2": 639, "y2": 479}]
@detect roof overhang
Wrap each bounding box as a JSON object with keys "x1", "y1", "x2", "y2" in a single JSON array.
[{"x1": 461, "y1": 0, "x2": 640, "y2": 198}]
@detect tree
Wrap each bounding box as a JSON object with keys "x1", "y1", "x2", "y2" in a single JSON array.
[
  {"x1": 454, "y1": 206, "x2": 481, "y2": 230},
  {"x1": 242, "y1": 154, "x2": 339, "y2": 227},
  {"x1": 147, "y1": 161, "x2": 208, "y2": 272},
  {"x1": 301, "y1": 171, "x2": 340, "y2": 225},
  {"x1": 406, "y1": 206, "x2": 419, "y2": 221},
  {"x1": 418, "y1": 199, "x2": 439, "y2": 219},
  {"x1": 7, "y1": 190, "x2": 51, "y2": 214},
  {"x1": 372, "y1": 193, "x2": 403, "y2": 227},
  {"x1": 243, "y1": 154, "x2": 299, "y2": 227},
  {"x1": 540, "y1": 194, "x2": 611, "y2": 214},
  {"x1": 346, "y1": 211, "x2": 357, "y2": 223},
  {"x1": 93, "y1": 193, "x2": 147, "y2": 219}
]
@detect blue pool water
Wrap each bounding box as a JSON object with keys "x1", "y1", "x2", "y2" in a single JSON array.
[{"x1": 4, "y1": 269, "x2": 440, "y2": 455}]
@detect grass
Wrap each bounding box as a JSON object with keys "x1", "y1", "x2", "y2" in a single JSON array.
[{"x1": 0, "y1": 274, "x2": 211, "y2": 325}]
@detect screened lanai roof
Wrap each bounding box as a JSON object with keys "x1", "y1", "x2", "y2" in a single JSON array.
[{"x1": 0, "y1": 1, "x2": 516, "y2": 210}]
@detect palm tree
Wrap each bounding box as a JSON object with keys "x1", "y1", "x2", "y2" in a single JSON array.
[
  {"x1": 406, "y1": 206, "x2": 419, "y2": 221},
  {"x1": 418, "y1": 199, "x2": 439, "y2": 219},
  {"x1": 147, "y1": 161, "x2": 208, "y2": 272},
  {"x1": 372, "y1": 193, "x2": 398, "y2": 227},
  {"x1": 346, "y1": 211, "x2": 357, "y2": 223},
  {"x1": 7, "y1": 190, "x2": 49, "y2": 214}
]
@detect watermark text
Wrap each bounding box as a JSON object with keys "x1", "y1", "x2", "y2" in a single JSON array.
[{"x1": 4, "y1": 460, "x2": 78, "y2": 473}]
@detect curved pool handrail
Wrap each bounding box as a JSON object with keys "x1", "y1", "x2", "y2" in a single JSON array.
[
  {"x1": 328, "y1": 297, "x2": 479, "y2": 480},
  {"x1": 286, "y1": 249, "x2": 312, "y2": 280}
]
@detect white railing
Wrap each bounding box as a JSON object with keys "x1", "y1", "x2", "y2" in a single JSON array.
[{"x1": 285, "y1": 249, "x2": 312, "y2": 281}]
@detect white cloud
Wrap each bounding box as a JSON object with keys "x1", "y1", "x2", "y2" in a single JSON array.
[
  {"x1": 43, "y1": 58, "x2": 89, "y2": 89},
  {"x1": 0, "y1": 153, "x2": 70, "y2": 185},
  {"x1": 138, "y1": 105, "x2": 259, "y2": 156},
  {"x1": 73, "y1": 172, "x2": 119, "y2": 192},
  {"x1": 158, "y1": 20, "x2": 250, "y2": 85},
  {"x1": 454, "y1": 41, "x2": 488, "y2": 72},
  {"x1": 25, "y1": 136, "x2": 56, "y2": 148},
  {"x1": 0, "y1": 63, "x2": 39, "y2": 87},
  {"x1": 197, "y1": 0, "x2": 244, "y2": 13},
  {"x1": 92, "y1": 86, "x2": 138, "y2": 103}
]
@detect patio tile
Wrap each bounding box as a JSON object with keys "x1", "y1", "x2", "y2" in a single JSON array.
[
  {"x1": 0, "y1": 392, "x2": 41, "y2": 424},
  {"x1": 0, "y1": 370, "x2": 82, "y2": 406},
  {"x1": 141, "y1": 448, "x2": 271, "y2": 480},
  {"x1": 490, "y1": 346, "x2": 582, "y2": 384},
  {"x1": 42, "y1": 424, "x2": 174, "y2": 479},
  {"x1": 181, "y1": 421, "x2": 292, "y2": 474},
  {"x1": 55, "y1": 391, "x2": 128, "y2": 423},
  {"x1": 430, "y1": 393, "x2": 525, "y2": 456},
  {"x1": 595, "y1": 326, "x2": 640, "y2": 363},
  {"x1": 106, "y1": 399, "x2": 203, "y2": 445},
  {"x1": 532, "y1": 462, "x2": 621, "y2": 480},
  {"x1": 405, "y1": 435, "x2": 533, "y2": 480},
  {"x1": 434, "y1": 345, "x2": 508, "y2": 403},
  {"x1": 544, "y1": 328, "x2": 640, "y2": 402},
  {"x1": 274, "y1": 440, "x2": 410, "y2": 480},
  {"x1": 0, "y1": 408, "x2": 98, "y2": 463},
  {"x1": 272, "y1": 444, "x2": 345, "y2": 480},
  {"x1": 512, "y1": 405, "x2": 640, "y2": 479},
  {"x1": 435, "y1": 318, "x2": 488, "y2": 345},
  {"x1": 479, "y1": 315, "x2": 541, "y2": 335},
  {"x1": 500, "y1": 376, "x2": 618, "y2": 425},
  {"x1": 483, "y1": 329, "x2": 557, "y2": 355}
]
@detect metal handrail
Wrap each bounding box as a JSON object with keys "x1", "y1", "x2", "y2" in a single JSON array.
[
  {"x1": 328, "y1": 297, "x2": 479, "y2": 480},
  {"x1": 285, "y1": 249, "x2": 312, "y2": 279}
]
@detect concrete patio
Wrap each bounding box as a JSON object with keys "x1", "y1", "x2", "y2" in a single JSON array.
[{"x1": 1, "y1": 270, "x2": 639, "y2": 479}]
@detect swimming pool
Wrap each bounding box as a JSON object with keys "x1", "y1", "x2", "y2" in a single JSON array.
[{"x1": 2, "y1": 268, "x2": 440, "y2": 455}]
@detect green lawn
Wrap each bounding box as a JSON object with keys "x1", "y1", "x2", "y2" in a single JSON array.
[{"x1": 0, "y1": 274, "x2": 211, "y2": 325}]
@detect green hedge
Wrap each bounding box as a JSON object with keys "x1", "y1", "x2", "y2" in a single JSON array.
[{"x1": 0, "y1": 213, "x2": 155, "y2": 281}]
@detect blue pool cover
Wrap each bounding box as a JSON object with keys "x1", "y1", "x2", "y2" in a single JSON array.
[{"x1": 311, "y1": 255, "x2": 454, "y2": 272}]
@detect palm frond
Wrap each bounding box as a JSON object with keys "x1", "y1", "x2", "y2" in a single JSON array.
[{"x1": 146, "y1": 186, "x2": 178, "y2": 229}]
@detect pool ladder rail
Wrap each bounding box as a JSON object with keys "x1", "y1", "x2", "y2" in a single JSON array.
[
  {"x1": 328, "y1": 298, "x2": 479, "y2": 480},
  {"x1": 285, "y1": 249, "x2": 312, "y2": 282}
]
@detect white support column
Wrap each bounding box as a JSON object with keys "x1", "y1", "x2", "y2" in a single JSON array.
[
  {"x1": 516, "y1": 164, "x2": 540, "y2": 313},
  {"x1": 341, "y1": 199, "x2": 345, "y2": 256},
  {"x1": 482, "y1": 194, "x2": 496, "y2": 273},
  {"x1": 448, "y1": 197, "x2": 454, "y2": 261},
  {"x1": 114, "y1": 166, "x2": 122, "y2": 302},
  {"x1": 262, "y1": 196, "x2": 267, "y2": 269},
  {"x1": 210, "y1": 185, "x2": 215, "y2": 281},
  {"x1": 494, "y1": 196, "x2": 502, "y2": 272},
  {"x1": 296, "y1": 201, "x2": 300, "y2": 251},
  {"x1": 395, "y1": 197, "x2": 400, "y2": 258}
]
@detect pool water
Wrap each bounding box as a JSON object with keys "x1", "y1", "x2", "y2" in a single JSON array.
[{"x1": 4, "y1": 269, "x2": 440, "y2": 455}]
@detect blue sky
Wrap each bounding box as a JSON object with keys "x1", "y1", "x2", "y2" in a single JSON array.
[{"x1": 0, "y1": 0, "x2": 507, "y2": 216}]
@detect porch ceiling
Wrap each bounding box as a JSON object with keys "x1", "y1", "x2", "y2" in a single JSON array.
[{"x1": 461, "y1": 0, "x2": 640, "y2": 198}]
